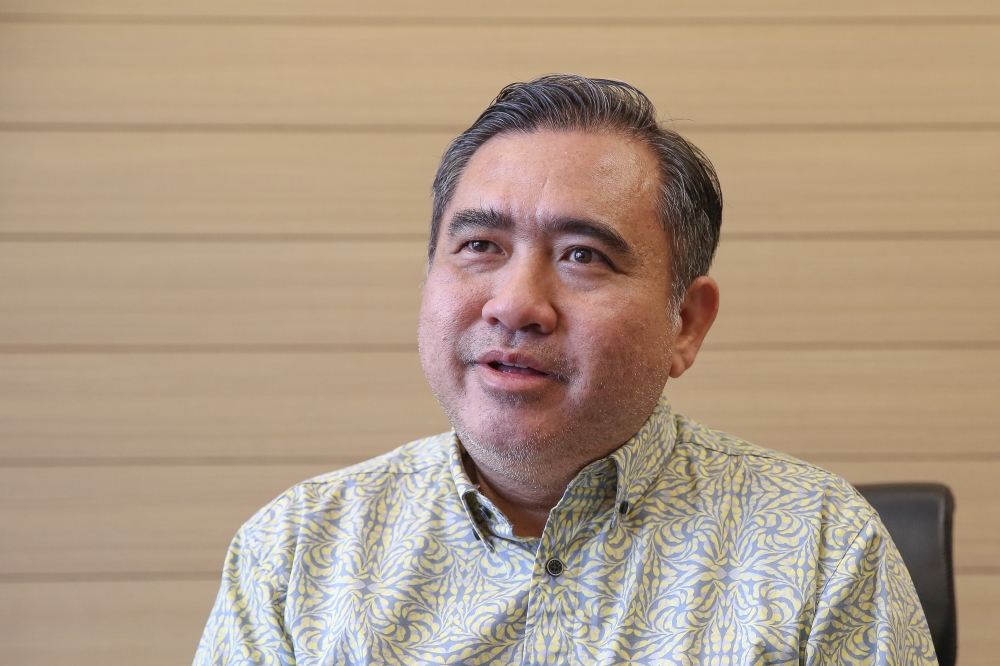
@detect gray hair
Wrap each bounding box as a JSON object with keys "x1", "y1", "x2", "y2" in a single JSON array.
[{"x1": 429, "y1": 74, "x2": 723, "y2": 305}]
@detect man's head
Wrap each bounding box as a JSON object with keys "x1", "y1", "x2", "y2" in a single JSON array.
[
  {"x1": 418, "y1": 75, "x2": 722, "y2": 491},
  {"x1": 429, "y1": 74, "x2": 722, "y2": 307}
]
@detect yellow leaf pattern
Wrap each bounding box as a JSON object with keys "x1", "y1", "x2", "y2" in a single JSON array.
[{"x1": 195, "y1": 397, "x2": 937, "y2": 665}]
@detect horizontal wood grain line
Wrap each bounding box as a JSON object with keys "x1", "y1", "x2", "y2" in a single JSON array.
[
  {"x1": 4, "y1": 121, "x2": 1000, "y2": 134},
  {"x1": 723, "y1": 231, "x2": 1000, "y2": 242},
  {"x1": 957, "y1": 566, "x2": 1000, "y2": 575},
  {"x1": 0, "y1": 233, "x2": 430, "y2": 243},
  {"x1": 2, "y1": 566, "x2": 998, "y2": 585},
  {"x1": 705, "y1": 341, "x2": 1000, "y2": 351},
  {"x1": 3, "y1": 0, "x2": 997, "y2": 21},
  {"x1": 4, "y1": 232, "x2": 1000, "y2": 243},
  {"x1": 0, "y1": 121, "x2": 465, "y2": 134},
  {"x1": 2, "y1": 342, "x2": 997, "y2": 355},
  {"x1": 0, "y1": 571, "x2": 219, "y2": 583},
  {"x1": 803, "y1": 452, "x2": 1000, "y2": 463},
  {"x1": 0, "y1": 455, "x2": 364, "y2": 468},
  {"x1": 676, "y1": 123, "x2": 1000, "y2": 134},
  {"x1": 0, "y1": 343, "x2": 419, "y2": 354},
  {"x1": 3, "y1": 13, "x2": 999, "y2": 27},
  {"x1": 4, "y1": 451, "x2": 1000, "y2": 469}
]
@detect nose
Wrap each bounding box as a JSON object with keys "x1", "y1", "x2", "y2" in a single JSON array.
[{"x1": 481, "y1": 257, "x2": 558, "y2": 334}]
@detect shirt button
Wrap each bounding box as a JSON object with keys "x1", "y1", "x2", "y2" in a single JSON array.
[
  {"x1": 619, "y1": 500, "x2": 630, "y2": 515},
  {"x1": 545, "y1": 558, "x2": 564, "y2": 577}
]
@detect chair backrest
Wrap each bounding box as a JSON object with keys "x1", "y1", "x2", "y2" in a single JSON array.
[{"x1": 855, "y1": 483, "x2": 956, "y2": 666}]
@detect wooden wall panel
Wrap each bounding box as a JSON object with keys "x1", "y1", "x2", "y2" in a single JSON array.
[
  {"x1": 2, "y1": 3, "x2": 997, "y2": 663},
  {"x1": 3, "y1": 240, "x2": 996, "y2": 345},
  {"x1": 0, "y1": 352, "x2": 449, "y2": 460},
  {"x1": 2, "y1": 23, "x2": 998, "y2": 126},
  {"x1": 1, "y1": 350, "x2": 995, "y2": 461},
  {"x1": 0, "y1": 465, "x2": 337, "y2": 574},
  {"x1": 0, "y1": 132, "x2": 446, "y2": 236},
  {"x1": 708, "y1": 239, "x2": 1000, "y2": 344},
  {"x1": 3, "y1": 1, "x2": 998, "y2": 20},
  {"x1": 665, "y1": 349, "x2": 1000, "y2": 458},
  {"x1": 0, "y1": 580, "x2": 217, "y2": 666},
  {"x1": 954, "y1": 574, "x2": 1000, "y2": 664},
  {"x1": 0, "y1": 241, "x2": 428, "y2": 346},
  {"x1": 1, "y1": 461, "x2": 996, "y2": 576},
  {"x1": 690, "y1": 130, "x2": 1000, "y2": 235},
  {"x1": 3, "y1": 130, "x2": 998, "y2": 236}
]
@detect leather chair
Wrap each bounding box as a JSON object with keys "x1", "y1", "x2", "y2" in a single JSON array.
[{"x1": 855, "y1": 483, "x2": 956, "y2": 666}]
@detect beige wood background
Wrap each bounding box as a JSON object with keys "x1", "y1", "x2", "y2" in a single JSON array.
[{"x1": 1, "y1": 2, "x2": 997, "y2": 664}]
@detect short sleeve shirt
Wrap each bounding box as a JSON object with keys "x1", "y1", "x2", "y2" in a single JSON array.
[{"x1": 195, "y1": 397, "x2": 937, "y2": 665}]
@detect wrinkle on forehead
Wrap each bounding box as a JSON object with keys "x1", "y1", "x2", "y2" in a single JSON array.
[{"x1": 456, "y1": 129, "x2": 661, "y2": 234}]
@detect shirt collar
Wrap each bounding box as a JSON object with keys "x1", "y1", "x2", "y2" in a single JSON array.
[
  {"x1": 447, "y1": 436, "x2": 517, "y2": 553},
  {"x1": 447, "y1": 395, "x2": 677, "y2": 551},
  {"x1": 607, "y1": 394, "x2": 677, "y2": 517}
]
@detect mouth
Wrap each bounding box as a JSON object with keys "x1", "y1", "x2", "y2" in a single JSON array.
[
  {"x1": 486, "y1": 360, "x2": 549, "y2": 376},
  {"x1": 475, "y1": 351, "x2": 559, "y2": 383}
]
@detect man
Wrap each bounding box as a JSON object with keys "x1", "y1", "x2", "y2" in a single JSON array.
[{"x1": 195, "y1": 75, "x2": 936, "y2": 665}]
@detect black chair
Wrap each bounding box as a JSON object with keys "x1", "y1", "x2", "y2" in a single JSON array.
[{"x1": 855, "y1": 483, "x2": 956, "y2": 666}]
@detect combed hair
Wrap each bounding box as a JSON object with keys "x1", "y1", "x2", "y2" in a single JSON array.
[{"x1": 429, "y1": 74, "x2": 723, "y2": 305}]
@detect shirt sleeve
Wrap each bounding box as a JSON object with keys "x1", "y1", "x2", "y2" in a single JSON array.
[
  {"x1": 193, "y1": 526, "x2": 296, "y2": 666},
  {"x1": 805, "y1": 515, "x2": 939, "y2": 665}
]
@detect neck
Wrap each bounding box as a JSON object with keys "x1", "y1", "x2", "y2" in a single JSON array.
[{"x1": 462, "y1": 450, "x2": 570, "y2": 538}]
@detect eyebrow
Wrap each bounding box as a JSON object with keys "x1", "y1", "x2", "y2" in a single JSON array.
[
  {"x1": 447, "y1": 208, "x2": 514, "y2": 238},
  {"x1": 544, "y1": 217, "x2": 633, "y2": 257},
  {"x1": 446, "y1": 207, "x2": 635, "y2": 259}
]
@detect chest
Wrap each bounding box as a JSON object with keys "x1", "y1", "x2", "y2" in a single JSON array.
[{"x1": 281, "y1": 518, "x2": 818, "y2": 665}]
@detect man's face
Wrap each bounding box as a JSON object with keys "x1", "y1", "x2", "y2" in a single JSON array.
[{"x1": 418, "y1": 129, "x2": 677, "y2": 483}]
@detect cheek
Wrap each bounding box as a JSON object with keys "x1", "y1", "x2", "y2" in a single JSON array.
[
  {"x1": 420, "y1": 275, "x2": 481, "y2": 337},
  {"x1": 417, "y1": 271, "x2": 489, "y2": 376},
  {"x1": 574, "y1": 302, "x2": 674, "y2": 377}
]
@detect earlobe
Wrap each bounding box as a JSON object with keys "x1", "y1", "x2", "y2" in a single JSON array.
[
  {"x1": 668, "y1": 353, "x2": 689, "y2": 379},
  {"x1": 668, "y1": 276, "x2": 720, "y2": 379}
]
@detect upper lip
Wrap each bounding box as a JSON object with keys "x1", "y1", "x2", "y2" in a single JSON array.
[{"x1": 477, "y1": 350, "x2": 551, "y2": 375}]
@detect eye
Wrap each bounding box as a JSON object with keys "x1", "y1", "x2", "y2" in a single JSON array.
[
  {"x1": 568, "y1": 247, "x2": 595, "y2": 264},
  {"x1": 464, "y1": 240, "x2": 499, "y2": 253}
]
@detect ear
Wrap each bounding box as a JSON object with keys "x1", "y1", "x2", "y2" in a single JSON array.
[{"x1": 669, "y1": 276, "x2": 720, "y2": 379}]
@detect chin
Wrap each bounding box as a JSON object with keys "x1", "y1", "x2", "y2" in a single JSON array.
[
  {"x1": 456, "y1": 419, "x2": 569, "y2": 483},
  {"x1": 448, "y1": 395, "x2": 550, "y2": 441},
  {"x1": 465, "y1": 408, "x2": 554, "y2": 445}
]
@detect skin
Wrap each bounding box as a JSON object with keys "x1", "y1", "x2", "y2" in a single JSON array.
[{"x1": 418, "y1": 129, "x2": 719, "y2": 537}]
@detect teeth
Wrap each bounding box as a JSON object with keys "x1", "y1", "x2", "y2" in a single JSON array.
[{"x1": 499, "y1": 361, "x2": 529, "y2": 369}]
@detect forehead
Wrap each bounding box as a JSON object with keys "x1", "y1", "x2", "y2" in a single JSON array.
[{"x1": 445, "y1": 130, "x2": 662, "y2": 236}]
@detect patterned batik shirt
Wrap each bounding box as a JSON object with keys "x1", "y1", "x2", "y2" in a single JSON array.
[{"x1": 195, "y1": 397, "x2": 937, "y2": 665}]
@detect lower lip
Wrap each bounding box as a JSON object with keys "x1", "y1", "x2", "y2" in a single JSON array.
[{"x1": 476, "y1": 362, "x2": 554, "y2": 391}]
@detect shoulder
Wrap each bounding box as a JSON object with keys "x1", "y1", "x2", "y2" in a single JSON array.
[
  {"x1": 669, "y1": 411, "x2": 874, "y2": 527},
  {"x1": 667, "y1": 412, "x2": 880, "y2": 585},
  {"x1": 236, "y1": 432, "x2": 454, "y2": 564},
  {"x1": 674, "y1": 411, "x2": 816, "y2": 467}
]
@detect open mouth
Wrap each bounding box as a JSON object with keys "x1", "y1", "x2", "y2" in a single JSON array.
[{"x1": 487, "y1": 361, "x2": 548, "y2": 376}]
